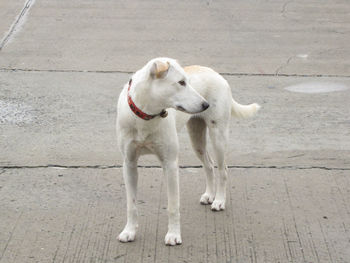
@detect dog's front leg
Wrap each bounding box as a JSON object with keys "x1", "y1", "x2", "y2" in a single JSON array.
[
  {"x1": 163, "y1": 160, "x2": 182, "y2": 246},
  {"x1": 118, "y1": 159, "x2": 138, "y2": 242}
]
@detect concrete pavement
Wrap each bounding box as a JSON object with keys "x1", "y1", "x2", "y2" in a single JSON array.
[
  {"x1": 0, "y1": 0, "x2": 350, "y2": 262},
  {"x1": 0, "y1": 0, "x2": 349, "y2": 75},
  {"x1": 1, "y1": 167, "x2": 349, "y2": 262}
]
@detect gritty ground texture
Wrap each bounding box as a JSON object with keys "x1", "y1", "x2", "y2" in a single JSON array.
[{"x1": 0, "y1": 0, "x2": 349, "y2": 262}]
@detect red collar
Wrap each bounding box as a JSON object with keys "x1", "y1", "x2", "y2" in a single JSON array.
[{"x1": 127, "y1": 79, "x2": 167, "y2": 120}]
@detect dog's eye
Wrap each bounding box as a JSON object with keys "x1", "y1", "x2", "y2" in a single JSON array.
[{"x1": 178, "y1": 80, "x2": 186, "y2": 86}]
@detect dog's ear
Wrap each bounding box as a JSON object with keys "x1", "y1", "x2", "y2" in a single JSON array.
[{"x1": 150, "y1": 61, "x2": 170, "y2": 79}]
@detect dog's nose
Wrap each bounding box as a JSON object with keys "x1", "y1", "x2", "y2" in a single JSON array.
[{"x1": 202, "y1": 102, "x2": 210, "y2": 111}]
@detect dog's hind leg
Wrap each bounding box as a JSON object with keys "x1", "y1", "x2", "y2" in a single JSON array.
[
  {"x1": 118, "y1": 156, "x2": 139, "y2": 242},
  {"x1": 208, "y1": 124, "x2": 229, "y2": 211},
  {"x1": 187, "y1": 117, "x2": 215, "y2": 205}
]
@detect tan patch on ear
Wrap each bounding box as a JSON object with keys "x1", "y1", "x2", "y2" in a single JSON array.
[
  {"x1": 155, "y1": 61, "x2": 170, "y2": 78},
  {"x1": 184, "y1": 65, "x2": 211, "y2": 75}
]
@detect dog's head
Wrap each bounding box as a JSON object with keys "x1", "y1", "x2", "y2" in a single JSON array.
[{"x1": 146, "y1": 58, "x2": 209, "y2": 114}]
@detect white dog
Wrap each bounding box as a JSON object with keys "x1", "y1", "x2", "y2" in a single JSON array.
[{"x1": 116, "y1": 57, "x2": 260, "y2": 246}]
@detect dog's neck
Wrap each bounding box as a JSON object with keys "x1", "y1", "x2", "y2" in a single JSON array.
[{"x1": 128, "y1": 71, "x2": 167, "y2": 118}]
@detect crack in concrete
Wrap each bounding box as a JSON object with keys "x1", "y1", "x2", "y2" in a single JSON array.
[
  {"x1": 0, "y1": 0, "x2": 36, "y2": 51},
  {"x1": 1, "y1": 164, "x2": 349, "y2": 171},
  {"x1": 281, "y1": 0, "x2": 294, "y2": 17},
  {"x1": 275, "y1": 56, "x2": 294, "y2": 75},
  {"x1": 1, "y1": 67, "x2": 350, "y2": 78}
]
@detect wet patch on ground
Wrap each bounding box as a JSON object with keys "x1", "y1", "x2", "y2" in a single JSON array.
[{"x1": 285, "y1": 82, "x2": 349, "y2": 94}]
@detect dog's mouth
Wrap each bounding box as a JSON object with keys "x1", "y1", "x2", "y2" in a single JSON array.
[
  {"x1": 176, "y1": 103, "x2": 209, "y2": 114},
  {"x1": 176, "y1": 105, "x2": 188, "y2": 112}
]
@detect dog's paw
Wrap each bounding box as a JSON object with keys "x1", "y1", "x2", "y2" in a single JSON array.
[
  {"x1": 200, "y1": 192, "x2": 215, "y2": 205},
  {"x1": 118, "y1": 229, "x2": 136, "y2": 243},
  {"x1": 165, "y1": 231, "x2": 182, "y2": 246},
  {"x1": 211, "y1": 199, "x2": 225, "y2": 211}
]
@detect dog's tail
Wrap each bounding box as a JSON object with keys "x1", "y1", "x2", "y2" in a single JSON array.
[{"x1": 231, "y1": 98, "x2": 261, "y2": 118}]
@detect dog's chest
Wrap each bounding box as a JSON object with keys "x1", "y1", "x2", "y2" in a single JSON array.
[
  {"x1": 131, "y1": 137, "x2": 157, "y2": 156},
  {"x1": 130, "y1": 126, "x2": 158, "y2": 154},
  {"x1": 134, "y1": 140, "x2": 154, "y2": 153}
]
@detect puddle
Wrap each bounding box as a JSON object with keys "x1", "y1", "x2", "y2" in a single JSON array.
[
  {"x1": 285, "y1": 82, "x2": 349, "y2": 94},
  {"x1": 0, "y1": 100, "x2": 34, "y2": 124},
  {"x1": 297, "y1": 54, "x2": 308, "y2": 59}
]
